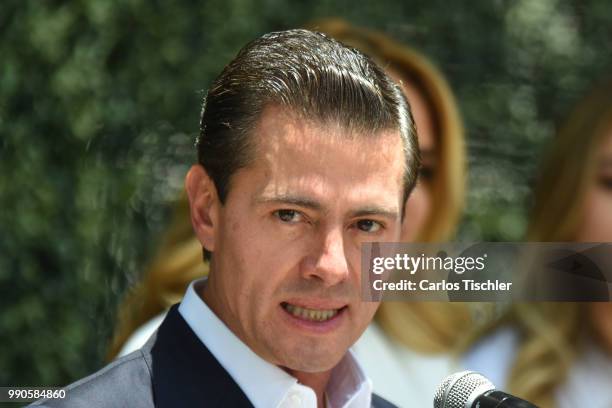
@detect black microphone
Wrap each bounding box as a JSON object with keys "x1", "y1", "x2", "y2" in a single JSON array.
[{"x1": 434, "y1": 371, "x2": 539, "y2": 408}]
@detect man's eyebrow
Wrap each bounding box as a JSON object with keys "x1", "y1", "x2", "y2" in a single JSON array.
[
  {"x1": 351, "y1": 207, "x2": 400, "y2": 220},
  {"x1": 254, "y1": 195, "x2": 399, "y2": 218},
  {"x1": 254, "y1": 194, "x2": 323, "y2": 210}
]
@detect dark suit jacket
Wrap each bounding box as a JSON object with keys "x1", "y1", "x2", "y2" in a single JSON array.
[{"x1": 30, "y1": 305, "x2": 398, "y2": 407}]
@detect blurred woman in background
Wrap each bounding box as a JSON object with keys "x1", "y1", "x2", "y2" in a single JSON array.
[
  {"x1": 107, "y1": 196, "x2": 208, "y2": 358},
  {"x1": 108, "y1": 18, "x2": 470, "y2": 406},
  {"x1": 462, "y1": 75, "x2": 612, "y2": 408}
]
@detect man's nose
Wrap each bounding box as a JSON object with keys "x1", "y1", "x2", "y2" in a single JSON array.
[{"x1": 303, "y1": 227, "x2": 350, "y2": 286}]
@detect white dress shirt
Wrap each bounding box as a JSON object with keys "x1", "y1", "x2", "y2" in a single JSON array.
[{"x1": 176, "y1": 278, "x2": 373, "y2": 408}]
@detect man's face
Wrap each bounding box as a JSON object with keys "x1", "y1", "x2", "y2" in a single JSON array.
[{"x1": 194, "y1": 106, "x2": 406, "y2": 373}]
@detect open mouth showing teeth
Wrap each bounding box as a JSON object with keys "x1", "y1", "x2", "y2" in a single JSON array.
[{"x1": 281, "y1": 302, "x2": 344, "y2": 322}]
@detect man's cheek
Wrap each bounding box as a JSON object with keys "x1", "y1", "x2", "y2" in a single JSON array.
[{"x1": 356, "y1": 302, "x2": 378, "y2": 327}]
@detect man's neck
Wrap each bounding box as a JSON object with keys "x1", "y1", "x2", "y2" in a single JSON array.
[
  {"x1": 284, "y1": 368, "x2": 332, "y2": 408},
  {"x1": 200, "y1": 279, "x2": 333, "y2": 408}
]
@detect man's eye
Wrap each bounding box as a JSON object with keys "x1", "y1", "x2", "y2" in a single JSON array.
[
  {"x1": 274, "y1": 209, "x2": 303, "y2": 223},
  {"x1": 356, "y1": 219, "x2": 382, "y2": 232}
]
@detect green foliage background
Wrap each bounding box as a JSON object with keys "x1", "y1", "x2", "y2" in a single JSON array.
[{"x1": 1, "y1": 0, "x2": 610, "y2": 388}]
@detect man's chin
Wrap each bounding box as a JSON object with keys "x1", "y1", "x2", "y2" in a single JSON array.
[
  {"x1": 270, "y1": 340, "x2": 348, "y2": 373},
  {"x1": 278, "y1": 353, "x2": 343, "y2": 374}
]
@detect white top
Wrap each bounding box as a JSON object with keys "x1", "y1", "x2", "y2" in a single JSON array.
[
  {"x1": 121, "y1": 279, "x2": 373, "y2": 408},
  {"x1": 462, "y1": 327, "x2": 612, "y2": 408},
  {"x1": 556, "y1": 339, "x2": 612, "y2": 408},
  {"x1": 353, "y1": 323, "x2": 460, "y2": 407},
  {"x1": 118, "y1": 313, "x2": 166, "y2": 358},
  {"x1": 460, "y1": 326, "x2": 519, "y2": 388}
]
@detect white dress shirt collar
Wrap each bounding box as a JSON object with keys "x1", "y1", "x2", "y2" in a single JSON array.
[{"x1": 178, "y1": 278, "x2": 373, "y2": 408}]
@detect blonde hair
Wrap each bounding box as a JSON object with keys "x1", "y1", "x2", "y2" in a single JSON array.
[
  {"x1": 312, "y1": 19, "x2": 470, "y2": 352},
  {"x1": 481, "y1": 76, "x2": 612, "y2": 407}
]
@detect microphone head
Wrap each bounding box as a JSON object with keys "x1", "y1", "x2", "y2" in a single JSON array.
[{"x1": 434, "y1": 371, "x2": 495, "y2": 408}]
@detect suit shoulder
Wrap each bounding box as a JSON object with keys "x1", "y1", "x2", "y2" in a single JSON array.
[
  {"x1": 29, "y1": 350, "x2": 154, "y2": 408},
  {"x1": 372, "y1": 393, "x2": 400, "y2": 408}
]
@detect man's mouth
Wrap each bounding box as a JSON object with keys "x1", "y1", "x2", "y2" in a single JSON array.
[{"x1": 281, "y1": 302, "x2": 345, "y2": 322}]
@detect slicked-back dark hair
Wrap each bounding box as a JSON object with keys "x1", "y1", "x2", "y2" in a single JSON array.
[{"x1": 197, "y1": 28, "x2": 419, "y2": 207}]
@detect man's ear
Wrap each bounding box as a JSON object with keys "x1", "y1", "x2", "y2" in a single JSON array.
[{"x1": 185, "y1": 164, "x2": 220, "y2": 252}]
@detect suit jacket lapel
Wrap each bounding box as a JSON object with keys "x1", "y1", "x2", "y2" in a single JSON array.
[{"x1": 148, "y1": 305, "x2": 254, "y2": 408}]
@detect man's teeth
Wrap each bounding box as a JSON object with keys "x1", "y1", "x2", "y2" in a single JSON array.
[{"x1": 284, "y1": 303, "x2": 340, "y2": 322}]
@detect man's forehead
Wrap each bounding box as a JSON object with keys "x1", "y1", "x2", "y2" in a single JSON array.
[
  {"x1": 252, "y1": 105, "x2": 405, "y2": 165},
  {"x1": 245, "y1": 105, "x2": 406, "y2": 213}
]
